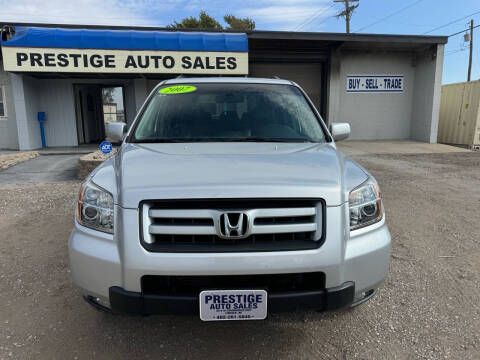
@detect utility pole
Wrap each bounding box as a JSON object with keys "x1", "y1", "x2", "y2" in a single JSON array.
[
  {"x1": 468, "y1": 19, "x2": 474, "y2": 82},
  {"x1": 334, "y1": 0, "x2": 359, "y2": 33}
]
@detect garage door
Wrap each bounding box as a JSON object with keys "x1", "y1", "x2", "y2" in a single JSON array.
[{"x1": 250, "y1": 62, "x2": 323, "y2": 113}]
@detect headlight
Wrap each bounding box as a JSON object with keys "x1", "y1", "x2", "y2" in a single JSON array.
[
  {"x1": 76, "y1": 180, "x2": 114, "y2": 234},
  {"x1": 349, "y1": 180, "x2": 382, "y2": 231}
]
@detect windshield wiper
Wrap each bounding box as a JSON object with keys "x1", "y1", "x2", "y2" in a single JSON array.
[
  {"x1": 131, "y1": 137, "x2": 316, "y2": 143},
  {"x1": 131, "y1": 138, "x2": 206, "y2": 143},
  {"x1": 227, "y1": 137, "x2": 314, "y2": 143}
]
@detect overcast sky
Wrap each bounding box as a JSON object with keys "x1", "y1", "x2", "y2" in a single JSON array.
[{"x1": 1, "y1": 0, "x2": 479, "y2": 84}]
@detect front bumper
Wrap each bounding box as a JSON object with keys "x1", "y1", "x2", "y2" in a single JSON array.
[
  {"x1": 104, "y1": 281, "x2": 354, "y2": 316},
  {"x1": 69, "y1": 203, "x2": 391, "y2": 313}
]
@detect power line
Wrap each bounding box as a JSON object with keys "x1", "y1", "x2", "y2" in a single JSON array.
[
  {"x1": 293, "y1": 4, "x2": 335, "y2": 31},
  {"x1": 294, "y1": 5, "x2": 333, "y2": 31},
  {"x1": 293, "y1": 10, "x2": 322, "y2": 31},
  {"x1": 423, "y1": 9, "x2": 480, "y2": 34},
  {"x1": 449, "y1": 24, "x2": 480, "y2": 38},
  {"x1": 444, "y1": 51, "x2": 466, "y2": 57},
  {"x1": 354, "y1": 0, "x2": 427, "y2": 32},
  {"x1": 445, "y1": 48, "x2": 467, "y2": 55}
]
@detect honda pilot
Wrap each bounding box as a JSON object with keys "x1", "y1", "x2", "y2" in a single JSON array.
[{"x1": 69, "y1": 77, "x2": 391, "y2": 321}]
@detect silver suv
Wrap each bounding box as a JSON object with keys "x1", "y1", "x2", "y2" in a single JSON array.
[{"x1": 69, "y1": 77, "x2": 391, "y2": 321}]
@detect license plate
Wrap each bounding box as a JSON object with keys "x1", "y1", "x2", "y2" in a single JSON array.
[{"x1": 199, "y1": 289, "x2": 268, "y2": 321}]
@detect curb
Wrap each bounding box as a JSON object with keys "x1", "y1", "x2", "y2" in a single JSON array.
[{"x1": 78, "y1": 149, "x2": 117, "y2": 180}]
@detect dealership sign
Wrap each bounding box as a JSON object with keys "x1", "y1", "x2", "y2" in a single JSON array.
[
  {"x1": 1, "y1": 27, "x2": 248, "y2": 75},
  {"x1": 346, "y1": 75, "x2": 404, "y2": 93},
  {"x1": 1, "y1": 48, "x2": 247, "y2": 74}
]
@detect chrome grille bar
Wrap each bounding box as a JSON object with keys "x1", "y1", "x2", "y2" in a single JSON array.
[
  {"x1": 141, "y1": 201, "x2": 322, "y2": 249},
  {"x1": 149, "y1": 224, "x2": 217, "y2": 235},
  {"x1": 252, "y1": 223, "x2": 317, "y2": 234},
  {"x1": 149, "y1": 209, "x2": 216, "y2": 218},
  {"x1": 252, "y1": 208, "x2": 316, "y2": 218}
]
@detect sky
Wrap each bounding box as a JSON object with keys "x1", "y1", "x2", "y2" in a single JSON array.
[{"x1": 1, "y1": 0, "x2": 480, "y2": 84}]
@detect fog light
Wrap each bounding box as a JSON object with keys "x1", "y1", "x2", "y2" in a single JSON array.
[
  {"x1": 86, "y1": 295, "x2": 111, "y2": 308},
  {"x1": 353, "y1": 289, "x2": 375, "y2": 303},
  {"x1": 94, "y1": 297, "x2": 111, "y2": 308}
]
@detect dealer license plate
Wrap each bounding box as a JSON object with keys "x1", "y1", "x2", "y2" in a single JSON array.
[{"x1": 199, "y1": 289, "x2": 268, "y2": 321}]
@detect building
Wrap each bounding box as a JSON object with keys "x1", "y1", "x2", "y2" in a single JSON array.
[{"x1": 0, "y1": 23, "x2": 447, "y2": 150}]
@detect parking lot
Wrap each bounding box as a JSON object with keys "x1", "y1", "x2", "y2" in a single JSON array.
[{"x1": 0, "y1": 150, "x2": 479, "y2": 359}]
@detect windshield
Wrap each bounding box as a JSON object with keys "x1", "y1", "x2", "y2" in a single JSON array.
[{"x1": 131, "y1": 83, "x2": 326, "y2": 143}]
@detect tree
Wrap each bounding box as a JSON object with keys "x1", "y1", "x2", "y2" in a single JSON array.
[
  {"x1": 102, "y1": 88, "x2": 115, "y2": 104},
  {"x1": 167, "y1": 11, "x2": 223, "y2": 30},
  {"x1": 224, "y1": 15, "x2": 255, "y2": 31},
  {"x1": 167, "y1": 11, "x2": 255, "y2": 31}
]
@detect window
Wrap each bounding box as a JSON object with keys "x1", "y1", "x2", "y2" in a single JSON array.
[
  {"x1": 102, "y1": 87, "x2": 125, "y2": 124},
  {"x1": 132, "y1": 83, "x2": 326, "y2": 143},
  {"x1": 0, "y1": 86, "x2": 6, "y2": 117}
]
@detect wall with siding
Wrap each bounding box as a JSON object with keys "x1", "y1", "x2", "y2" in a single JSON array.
[
  {"x1": 36, "y1": 79, "x2": 78, "y2": 147},
  {"x1": 22, "y1": 76, "x2": 42, "y2": 148},
  {"x1": 328, "y1": 47, "x2": 442, "y2": 142},
  {"x1": 11, "y1": 74, "x2": 42, "y2": 150},
  {"x1": 22, "y1": 78, "x2": 137, "y2": 147},
  {"x1": 410, "y1": 45, "x2": 444, "y2": 142},
  {"x1": 0, "y1": 62, "x2": 19, "y2": 149},
  {"x1": 332, "y1": 50, "x2": 416, "y2": 140}
]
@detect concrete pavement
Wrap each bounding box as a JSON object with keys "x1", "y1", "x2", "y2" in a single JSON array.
[
  {"x1": 0, "y1": 154, "x2": 81, "y2": 184},
  {"x1": 337, "y1": 140, "x2": 471, "y2": 156}
]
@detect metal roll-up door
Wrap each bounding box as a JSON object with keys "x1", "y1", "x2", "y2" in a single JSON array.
[{"x1": 250, "y1": 62, "x2": 323, "y2": 113}]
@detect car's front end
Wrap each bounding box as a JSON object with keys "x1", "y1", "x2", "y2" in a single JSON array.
[{"x1": 69, "y1": 78, "x2": 391, "y2": 320}]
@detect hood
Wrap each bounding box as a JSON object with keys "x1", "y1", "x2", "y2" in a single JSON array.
[{"x1": 102, "y1": 142, "x2": 368, "y2": 208}]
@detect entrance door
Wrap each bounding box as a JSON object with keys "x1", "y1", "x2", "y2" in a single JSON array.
[{"x1": 75, "y1": 85, "x2": 104, "y2": 144}]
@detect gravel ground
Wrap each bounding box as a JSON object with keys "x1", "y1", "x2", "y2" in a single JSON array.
[
  {"x1": 0, "y1": 152, "x2": 38, "y2": 170},
  {"x1": 0, "y1": 152, "x2": 479, "y2": 359}
]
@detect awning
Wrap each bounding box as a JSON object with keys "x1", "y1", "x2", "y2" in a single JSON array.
[
  {"x1": 0, "y1": 26, "x2": 249, "y2": 75},
  {"x1": 2, "y1": 26, "x2": 248, "y2": 52}
]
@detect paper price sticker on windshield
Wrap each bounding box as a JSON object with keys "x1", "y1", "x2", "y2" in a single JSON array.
[
  {"x1": 159, "y1": 85, "x2": 197, "y2": 94},
  {"x1": 199, "y1": 289, "x2": 268, "y2": 321}
]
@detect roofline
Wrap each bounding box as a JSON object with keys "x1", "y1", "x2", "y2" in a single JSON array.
[
  {"x1": 248, "y1": 30, "x2": 448, "y2": 45},
  {"x1": 0, "y1": 22, "x2": 448, "y2": 45},
  {"x1": 162, "y1": 77, "x2": 293, "y2": 85},
  {"x1": 0, "y1": 22, "x2": 244, "y2": 33}
]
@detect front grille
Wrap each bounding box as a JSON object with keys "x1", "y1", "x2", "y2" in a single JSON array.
[
  {"x1": 140, "y1": 199, "x2": 324, "y2": 253},
  {"x1": 141, "y1": 272, "x2": 326, "y2": 296}
]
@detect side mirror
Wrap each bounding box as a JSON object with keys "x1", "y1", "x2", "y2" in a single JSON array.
[
  {"x1": 330, "y1": 122, "x2": 350, "y2": 141},
  {"x1": 105, "y1": 122, "x2": 126, "y2": 142}
]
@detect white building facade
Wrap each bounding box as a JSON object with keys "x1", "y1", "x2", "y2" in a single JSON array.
[{"x1": 0, "y1": 24, "x2": 447, "y2": 149}]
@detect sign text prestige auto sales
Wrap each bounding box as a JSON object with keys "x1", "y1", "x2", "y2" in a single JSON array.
[{"x1": 1, "y1": 47, "x2": 249, "y2": 75}]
